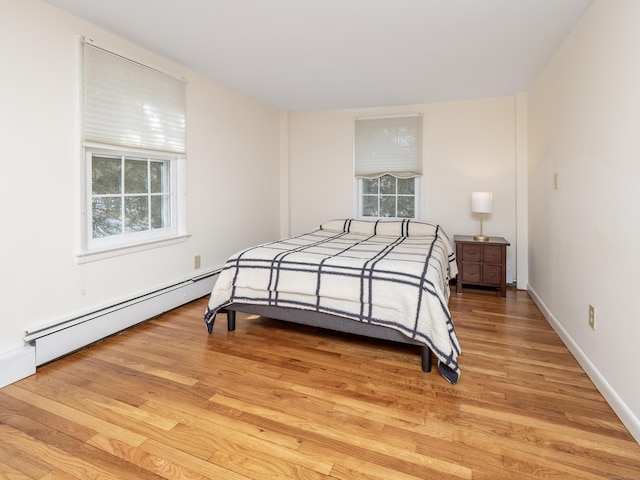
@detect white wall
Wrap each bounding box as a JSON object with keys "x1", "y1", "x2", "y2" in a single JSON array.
[
  {"x1": 528, "y1": 0, "x2": 640, "y2": 440},
  {"x1": 287, "y1": 98, "x2": 518, "y2": 279},
  {"x1": 0, "y1": 0, "x2": 281, "y2": 356}
]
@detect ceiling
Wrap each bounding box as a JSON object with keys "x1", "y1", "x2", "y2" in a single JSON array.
[{"x1": 43, "y1": 0, "x2": 592, "y2": 112}]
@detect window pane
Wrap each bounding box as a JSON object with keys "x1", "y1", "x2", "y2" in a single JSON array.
[
  {"x1": 151, "y1": 195, "x2": 170, "y2": 229},
  {"x1": 380, "y1": 196, "x2": 396, "y2": 217},
  {"x1": 125, "y1": 158, "x2": 149, "y2": 194},
  {"x1": 150, "y1": 161, "x2": 168, "y2": 193},
  {"x1": 397, "y1": 196, "x2": 415, "y2": 218},
  {"x1": 125, "y1": 196, "x2": 149, "y2": 232},
  {"x1": 397, "y1": 177, "x2": 415, "y2": 195},
  {"x1": 379, "y1": 174, "x2": 396, "y2": 195},
  {"x1": 362, "y1": 196, "x2": 378, "y2": 217},
  {"x1": 92, "y1": 156, "x2": 121, "y2": 195},
  {"x1": 363, "y1": 178, "x2": 378, "y2": 195},
  {"x1": 92, "y1": 197, "x2": 122, "y2": 238}
]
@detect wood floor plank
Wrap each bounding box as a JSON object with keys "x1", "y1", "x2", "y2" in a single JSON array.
[
  {"x1": 13, "y1": 373, "x2": 179, "y2": 435},
  {"x1": 0, "y1": 424, "x2": 124, "y2": 480},
  {"x1": 40, "y1": 470, "x2": 83, "y2": 480},
  {"x1": 1, "y1": 384, "x2": 148, "y2": 447},
  {"x1": 0, "y1": 434, "x2": 54, "y2": 479},
  {"x1": 87, "y1": 433, "x2": 212, "y2": 480},
  {"x1": 298, "y1": 439, "x2": 457, "y2": 480},
  {"x1": 140, "y1": 439, "x2": 254, "y2": 480},
  {"x1": 140, "y1": 392, "x2": 304, "y2": 451},
  {"x1": 1, "y1": 287, "x2": 638, "y2": 479},
  {"x1": 207, "y1": 449, "x2": 332, "y2": 480},
  {"x1": 0, "y1": 460, "x2": 37, "y2": 480},
  {"x1": 140, "y1": 401, "x2": 334, "y2": 475},
  {"x1": 210, "y1": 391, "x2": 473, "y2": 479}
]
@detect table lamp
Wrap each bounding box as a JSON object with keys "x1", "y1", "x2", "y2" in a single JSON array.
[{"x1": 471, "y1": 191, "x2": 493, "y2": 241}]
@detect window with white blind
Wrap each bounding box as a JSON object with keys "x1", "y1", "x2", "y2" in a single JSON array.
[
  {"x1": 78, "y1": 39, "x2": 188, "y2": 263},
  {"x1": 354, "y1": 114, "x2": 423, "y2": 219}
]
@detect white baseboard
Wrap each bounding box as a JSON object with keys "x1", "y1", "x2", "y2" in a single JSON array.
[
  {"x1": 23, "y1": 270, "x2": 218, "y2": 367},
  {"x1": 528, "y1": 285, "x2": 640, "y2": 445},
  {"x1": 0, "y1": 346, "x2": 36, "y2": 388}
]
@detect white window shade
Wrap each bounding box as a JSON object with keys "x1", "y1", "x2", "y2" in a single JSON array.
[
  {"x1": 354, "y1": 115, "x2": 423, "y2": 179},
  {"x1": 83, "y1": 42, "x2": 186, "y2": 154}
]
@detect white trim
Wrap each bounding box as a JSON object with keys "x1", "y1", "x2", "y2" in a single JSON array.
[
  {"x1": 82, "y1": 142, "x2": 182, "y2": 159},
  {"x1": 515, "y1": 93, "x2": 528, "y2": 289},
  {"x1": 25, "y1": 282, "x2": 187, "y2": 343},
  {"x1": 355, "y1": 176, "x2": 421, "y2": 220},
  {"x1": 2, "y1": 269, "x2": 221, "y2": 387},
  {"x1": 279, "y1": 111, "x2": 290, "y2": 239},
  {"x1": 75, "y1": 233, "x2": 190, "y2": 264},
  {"x1": 528, "y1": 285, "x2": 640, "y2": 445},
  {"x1": 26, "y1": 266, "x2": 222, "y2": 338},
  {"x1": 78, "y1": 146, "x2": 188, "y2": 262},
  {"x1": 26, "y1": 269, "x2": 221, "y2": 366},
  {"x1": 0, "y1": 346, "x2": 36, "y2": 388},
  {"x1": 176, "y1": 156, "x2": 188, "y2": 234}
]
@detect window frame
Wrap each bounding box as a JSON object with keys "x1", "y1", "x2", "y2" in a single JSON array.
[
  {"x1": 356, "y1": 175, "x2": 422, "y2": 220},
  {"x1": 77, "y1": 145, "x2": 188, "y2": 264},
  {"x1": 358, "y1": 174, "x2": 421, "y2": 219}
]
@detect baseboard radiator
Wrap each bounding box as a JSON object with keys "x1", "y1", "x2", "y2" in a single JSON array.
[{"x1": 24, "y1": 270, "x2": 219, "y2": 366}]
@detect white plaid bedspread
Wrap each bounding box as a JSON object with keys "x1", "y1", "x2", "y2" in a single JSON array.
[{"x1": 205, "y1": 219, "x2": 461, "y2": 382}]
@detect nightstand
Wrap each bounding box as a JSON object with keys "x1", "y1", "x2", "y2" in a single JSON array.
[{"x1": 454, "y1": 235, "x2": 510, "y2": 297}]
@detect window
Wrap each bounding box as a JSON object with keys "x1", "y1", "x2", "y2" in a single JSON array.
[
  {"x1": 90, "y1": 152, "x2": 173, "y2": 238},
  {"x1": 362, "y1": 174, "x2": 416, "y2": 218},
  {"x1": 354, "y1": 114, "x2": 423, "y2": 219},
  {"x1": 79, "y1": 39, "x2": 187, "y2": 262}
]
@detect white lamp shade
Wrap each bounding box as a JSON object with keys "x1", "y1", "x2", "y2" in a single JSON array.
[{"x1": 471, "y1": 192, "x2": 493, "y2": 213}]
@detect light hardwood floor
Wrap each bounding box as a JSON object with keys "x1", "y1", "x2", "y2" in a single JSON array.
[{"x1": 1, "y1": 287, "x2": 639, "y2": 479}]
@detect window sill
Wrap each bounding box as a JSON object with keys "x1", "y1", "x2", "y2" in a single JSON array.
[{"x1": 76, "y1": 234, "x2": 190, "y2": 264}]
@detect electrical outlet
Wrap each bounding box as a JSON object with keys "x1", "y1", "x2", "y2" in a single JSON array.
[
  {"x1": 588, "y1": 304, "x2": 596, "y2": 330},
  {"x1": 194, "y1": 255, "x2": 201, "y2": 269}
]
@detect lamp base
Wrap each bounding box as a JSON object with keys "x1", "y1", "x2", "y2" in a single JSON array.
[{"x1": 473, "y1": 234, "x2": 489, "y2": 241}]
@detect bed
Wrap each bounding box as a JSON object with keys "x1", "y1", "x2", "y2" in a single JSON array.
[{"x1": 204, "y1": 218, "x2": 461, "y2": 384}]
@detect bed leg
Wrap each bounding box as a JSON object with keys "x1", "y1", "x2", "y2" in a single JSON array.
[
  {"x1": 227, "y1": 310, "x2": 236, "y2": 331},
  {"x1": 421, "y1": 346, "x2": 432, "y2": 373}
]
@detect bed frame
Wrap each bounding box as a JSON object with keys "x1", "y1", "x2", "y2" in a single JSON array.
[{"x1": 212, "y1": 303, "x2": 433, "y2": 373}]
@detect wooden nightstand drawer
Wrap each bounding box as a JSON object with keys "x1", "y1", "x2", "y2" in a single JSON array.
[
  {"x1": 462, "y1": 263, "x2": 481, "y2": 283},
  {"x1": 454, "y1": 235, "x2": 510, "y2": 297},
  {"x1": 482, "y1": 245, "x2": 502, "y2": 264},
  {"x1": 482, "y1": 265, "x2": 502, "y2": 285},
  {"x1": 462, "y1": 246, "x2": 481, "y2": 262}
]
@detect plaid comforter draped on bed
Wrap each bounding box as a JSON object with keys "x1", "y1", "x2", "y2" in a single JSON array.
[{"x1": 205, "y1": 219, "x2": 461, "y2": 382}]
